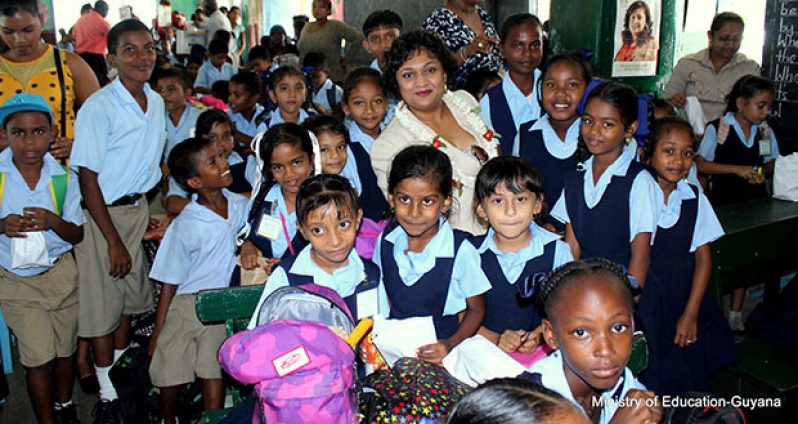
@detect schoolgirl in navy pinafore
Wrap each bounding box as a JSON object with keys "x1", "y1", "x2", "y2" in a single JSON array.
[
  {"x1": 228, "y1": 150, "x2": 253, "y2": 194},
  {"x1": 379, "y1": 221, "x2": 471, "y2": 340},
  {"x1": 348, "y1": 141, "x2": 389, "y2": 221},
  {"x1": 637, "y1": 174, "x2": 737, "y2": 395},
  {"x1": 704, "y1": 118, "x2": 768, "y2": 206}
]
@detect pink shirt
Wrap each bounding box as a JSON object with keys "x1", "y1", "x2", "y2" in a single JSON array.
[{"x1": 73, "y1": 11, "x2": 111, "y2": 55}]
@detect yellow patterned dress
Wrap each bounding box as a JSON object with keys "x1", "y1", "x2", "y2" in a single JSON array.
[{"x1": 0, "y1": 45, "x2": 76, "y2": 139}]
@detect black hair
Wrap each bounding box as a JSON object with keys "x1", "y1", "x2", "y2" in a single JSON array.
[
  {"x1": 230, "y1": 71, "x2": 262, "y2": 96},
  {"x1": 107, "y1": 19, "x2": 151, "y2": 55},
  {"x1": 211, "y1": 80, "x2": 229, "y2": 100},
  {"x1": 447, "y1": 378, "x2": 583, "y2": 424},
  {"x1": 650, "y1": 98, "x2": 676, "y2": 117},
  {"x1": 189, "y1": 44, "x2": 207, "y2": 59},
  {"x1": 151, "y1": 67, "x2": 190, "y2": 89},
  {"x1": 302, "y1": 52, "x2": 328, "y2": 71},
  {"x1": 93, "y1": 0, "x2": 108, "y2": 15},
  {"x1": 187, "y1": 54, "x2": 204, "y2": 67},
  {"x1": 167, "y1": 137, "x2": 214, "y2": 193},
  {"x1": 542, "y1": 52, "x2": 592, "y2": 85},
  {"x1": 80, "y1": 3, "x2": 92, "y2": 14},
  {"x1": 269, "y1": 65, "x2": 305, "y2": 90},
  {"x1": 248, "y1": 45, "x2": 272, "y2": 63},
  {"x1": 314, "y1": 0, "x2": 332, "y2": 9},
  {"x1": 724, "y1": 74, "x2": 775, "y2": 114},
  {"x1": 710, "y1": 11, "x2": 744, "y2": 34},
  {"x1": 195, "y1": 108, "x2": 234, "y2": 140},
  {"x1": 212, "y1": 29, "x2": 231, "y2": 44},
  {"x1": 303, "y1": 114, "x2": 348, "y2": 142},
  {"x1": 247, "y1": 123, "x2": 315, "y2": 222},
  {"x1": 362, "y1": 9, "x2": 403, "y2": 36},
  {"x1": 342, "y1": 66, "x2": 385, "y2": 104},
  {"x1": 1, "y1": 0, "x2": 38, "y2": 17},
  {"x1": 208, "y1": 38, "x2": 229, "y2": 55},
  {"x1": 536, "y1": 258, "x2": 634, "y2": 321},
  {"x1": 620, "y1": 1, "x2": 653, "y2": 46},
  {"x1": 219, "y1": 6, "x2": 228, "y2": 14},
  {"x1": 475, "y1": 156, "x2": 544, "y2": 202},
  {"x1": 458, "y1": 68, "x2": 501, "y2": 100},
  {"x1": 388, "y1": 145, "x2": 453, "y2": 198},
  {"x1": 383, "y1": 30, "x2": 458, "y2": 99},
  {"x1": 229, "y1": 6, "x2": 240, "y2": 13},
  {"x1": 499, "y1": 13, "x2": 542, "y2": 45},
  {"x1": 296, "y1": 174, "x2": 361, "y2": 225},
  {"x1": 643, "y1": 116, "x2": 696, "y2": 163}
]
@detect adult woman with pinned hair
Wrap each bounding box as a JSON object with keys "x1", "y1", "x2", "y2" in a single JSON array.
[
  {"x1": 296, "y1": 0, "x2": 363, "y2": 83},
  {"x1": 614, "y1": 1, "x2": 659, "y2": 62},
  {"x1": 371, "y1": 30, "x2": 499, "y2": 236}
]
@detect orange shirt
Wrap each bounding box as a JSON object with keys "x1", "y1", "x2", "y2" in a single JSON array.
[{"x1": 72, "y1": 11, "x2": 111, "y2": 55}]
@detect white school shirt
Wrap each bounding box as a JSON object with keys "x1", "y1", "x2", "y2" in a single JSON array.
[
  {"x1": 698, "y1": 112, "x2": 780, "y2": 163},
  {"x1": 529, "y1": 350, "x2": 647, "y2": 424},
  {"x1": 149, "y1": 189, "x2": 249, "y2": 295},
  {"x1": 312, "y1": 78, "x2": 343, "y2": 112},
  {"x1": 266, "y1": 107, "x2": 311, "y2": 128},
  {"x1": 475, "y1": 222, "x2": 573, "y2": 283},
  {"x1": 479, "y1": 70, "x2": 542, "y2": 147},
  {"x1": 0, "y1": 151, "x2": 85, "y2": 277},
  {"x1": 370, "y1": 59, "x2": 381, "y2": 73},
  {"x1": 551, "y1": 142, "x2": 659, "y2": 242},
  {"x1": 340, "y1": 120, "x2": 384, "y2": 196},
  {"x1": 194, "y1": 61, "x2": 236, "y2": 90},
  {"x1": 70, "y1": 78, "x2": 167, "y2": 203},
  {"x1": 653, "y1": 180, "x2": 724, "y2": 252},
  {"x1": 164, "y1": 103, "x2": 202, "y2": 160},
  {"x1": 514, "y1": 115, "x2": 581, "y2": 158},
  {"x1": 252, "y1": 184, "x2": 298, "y2": 258},
  {"x1": 228, "y1": 104, "x2": 269, "y2": 137},
  {"x1": 165, "y1": 152, "x2": 246, "y2": 199},
  {"x1": 372, "y1": 218, "x2": 491, "y2": 317},
  {"x1": 247, "y1": 245, "x2": 390, "y2": 329}
]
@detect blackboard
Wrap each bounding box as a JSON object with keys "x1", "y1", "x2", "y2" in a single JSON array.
[{"x1": 764, "y1": 0, "x2": 798, "y2": 154}]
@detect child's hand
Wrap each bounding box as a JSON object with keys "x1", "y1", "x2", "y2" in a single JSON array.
[
  {"x1": 609, "y1": 389, "x2": 662, "y2": 424},
  {"x1": 668, "y1": 93, "x2": 687, "y2": 108},
  {"x1": 264, "y1": 257, "x2": 280, "y2": 275},
  {"x1": 1, "y1": 214, "x2": 26, "y2": 237},
  {"x1": 49, "y1": 137, "x2": 73, "y2": 160},
  {"x1": 147, "y1": 330, "x2": 160, "y2": 357},
  {"x1": 417, "y1": 341, "x2": 451, "y2": 365},
  {"x1": 518, "y1": 325, "x2": 544, "y2": 353},
  {"x1": 21, "y1": 207, "x2": 57, "y2": 231},
  {"x1": 108, "y1": 242, "x2": 132, "y2": 278},
  {"x1": 674, "y1": 311, "x2": 698, "y2": 348},
  {"x1": 239, "y1": 241, "x2": 262, "y2": 270},
  {"x1": 734, "y1": 165, "x2": 762, "y2": 184},
  {"x1": 497, "y1": 330, "x2": 525, "y2": 352}
]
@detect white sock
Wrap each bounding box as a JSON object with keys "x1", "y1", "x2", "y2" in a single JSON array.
[
  {"x1": 96, "y1": 364, "x2": 118, "y2": 401},
  {"x1": 54, "y1": 399, "x2": 73, "y2": 410},
  {"x1": 113, "y1": 347, "x2": 128, "y2": 364}
]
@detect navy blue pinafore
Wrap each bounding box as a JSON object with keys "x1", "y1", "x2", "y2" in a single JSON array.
[
  {"x1": 349, "y1": 142, "x2": 389, "y2": 221},
  {"x1": 484, "y1": 84, "x2": 517, "y2": 155},
  {"x1": 705, "y1": 119, "x2": 768, "y2": 206},
  {"x1": 379, "y1": 222, "x2": 470, "y2": 340}
]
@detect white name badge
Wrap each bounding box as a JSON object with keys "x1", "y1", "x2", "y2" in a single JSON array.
[
  {"x1": 256, "y1": 213, "x2": 281, "y2": 240},
  {"x1": 759, "y1": 139, "x2": 772, "y2": 157},
  {"x1": 356, "y1": 288, "x2": 379, "y2": 320}
]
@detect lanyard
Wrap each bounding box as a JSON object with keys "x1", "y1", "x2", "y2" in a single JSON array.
[{"x1": 279, "y1": 210, "x2": 295, "y2": 257}]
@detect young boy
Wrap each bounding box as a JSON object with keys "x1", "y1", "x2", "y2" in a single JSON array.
[
  {"x1": 266, "y1": 66, "x2": 314, "y2": 128},
  {"x1": 228, "y1": 71, "x2": 269, "y2": 146},
  {"x1": 362, "y1": 10, "x2": 403, "y2": 73},
  {"x1": 247, "y1": 45, "x2": 275, "y2": 111},
  {"x1": 154, "y1": 68, "x2": 203, "y2": 159},
  {"x1": 149, "y1": 137, "x2": 249, "y2": 424},
  {"x1": 69, "y1": 19, "x2": 166, "y2": 422},
  {"x1": 194, "y1": 39, "x2": 236, "y2": 95},
  {"x1": 0, "y1": 93, "x2": 84, "y2": 423},
  {"x1": 303, "y1": 52, "x2": 342, "y2": 115},
  {"x1": 185, "y1": 55, "x2": 203, "y2": 87}
]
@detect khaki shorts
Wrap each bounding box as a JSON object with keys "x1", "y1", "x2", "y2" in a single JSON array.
[
  {"x1": 149, "y1": 294, "x2": 227, "y2": 387},
  {"x1": 75, "y1": 202, "x2": 153, "y2": 338},
  {"x1": 0, "y1": 254, "x2": 78, "y2": 367}
]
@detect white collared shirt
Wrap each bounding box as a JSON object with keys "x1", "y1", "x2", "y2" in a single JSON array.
[
  {"x1": 267, "y1": 107, "x2": 311, "y2": 127},
  {"x1": 514, "y1": 115, "x2": 581, "y2": 158},
  {"x1": 698, "y1": 112, "x2": 780, "y2": 163},
  {"x1": 480, "y1": 70, "x2": 542, "y2": 148},
  {"x1": 228, "y1": 104, "x2": 268, "y2": 137},
  {"x1": 194, "y1": 60, "x2": 236, "y2": 90},
  {"x1": 164, "y1": 103, "x2": 202, "y2": 160},
  {"x1": 312, "y1": 78, "x2": 343, "y2": 112},
  {"x1": 653, "y1": 180, "x2": 724, "y2": 252}
]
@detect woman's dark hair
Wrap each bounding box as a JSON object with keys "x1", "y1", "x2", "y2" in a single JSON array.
[
  {"x1": 296, "y1": 174, "x2": 361, "y2": 225},
  {"x1": 1, "y1": 0, "x2": 38, "y2": 17},
  {"x1": 724, "y1": 74, "x2": 775, "y2": 113},
  {"x1": 167, "y1": 137, "x2": 214, "y2": 193},
  {"x1": 542, "y1": 52, "x2": 593, "y2": 85},
  {"x1": 710, "y1": 11, "x2": 744, "y2": 34},
  {"x1": 382, "y1": 30, "x2": 459, "y2": 99},
  {"x1": 536, "y1": 258, "x2": 634, "y2": 321},
  {"x1": 107, "y1": 19, "x2": 151, "y2": 55},
  {"x1": 447, "y1": 378, "x2": 583, "y2": 424},
  {"x1": 342, "y1": 67, "x2": 385, "y2": 103},
  {"x1": 388, "y1": 145, "x2": 453, "y2": 199},
  {"x1": 499, "y1": 13, "x2": 542, "y2": 44},
  {"x1": 457, "y1": 68, "x2": 501, "y2": 100},
  {"x1": 303, "y1": 114, "x2": 349, "y2": 142},
  {"x1": 195, "y1": 108, "x2": 234, "y2": 140},
  {"x1": 314, "y1": 0, "x2": 332, "y2": 10},
  {"x1": 643, "y1": 116, "x2": 696, "y2": 163},
  {"x1": 247, "y1": 123, "x2": 315, "y2": 222},
  {"x1": 269, "y1": 65, "x2": 305, "y2": 90},
  {"x1": 230, "y1": 71, "x2": 262, "y2": 96},
  {"x1": 621, "y1": 1, "x2": 653, "y2": 45}
]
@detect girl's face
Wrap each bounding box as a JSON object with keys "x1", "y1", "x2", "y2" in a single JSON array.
[
  {"x1": 300, "y1": 202, "x2": 363, "y2": 274},
  {"x1": 343, "y1": 81, "x2": 388, "y2": 134},
  {"x1": 317, "y1": 131, "x2": 348, "y2": 175},
  {"x1": 396, "y1": 49, "x2": 448, "y2": 113},
  {"x1": 269, "y1": 142, "x2": 312, "y2": 195},
  {"x1": 736, "y1": 90, "x2": 774, "y2": 127},
  {"x1": 0, "y1": 11, "x2": 42, "y2": 57},
  {"x1": 477, "y1": 182, "x2": 542, "y2": 243},
  {"x1": 628, "y1": 7, "x2": 647, "y2": 37},
  {"x1": 543, "y1": 275, "x2": 634, "y2": 393},
  {"x1": 709, "y1": 22, "x2": 743, "y2": 61},
  {"x1": 542, "y1": 61, "x2": 586, "y2": 124},
  {"x1": 501, "y1": 21, "x2": 543, "y2": 77},
  {"x1": 650, "y1": 126, "x2": 695, "y2": 186},
  {"x1": 206, "y1": 121, "x2": 234, "y2": 158},
  {"x1": 581, "y1": 99, "x2": 637, "y2": 159},
  {"x1": 389, "y1": 176, "x2": 452, "y2": 242},
  {"x1": 270, "y1": 75, "x2": 306, "y2": 115}
]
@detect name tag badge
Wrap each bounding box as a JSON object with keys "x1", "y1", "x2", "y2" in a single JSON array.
[
  {"x1": 356, "y1": 288, "x2": 378, "y2": 320},
  {"x1": 759, "y1": 139, "x2": 772, "y2": 157},
  {"x1": 256, "y1": 213, "x2": 281, "y2": 240}
]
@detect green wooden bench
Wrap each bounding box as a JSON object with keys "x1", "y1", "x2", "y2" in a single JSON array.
[{"x1": 711, "y1": 198, "x2": 798, "y2": 304}]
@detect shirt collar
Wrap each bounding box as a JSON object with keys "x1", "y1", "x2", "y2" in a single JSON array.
[
  {"x1": 228, "y1": 151, "x2": 244, "y2": 166},
  {"x1": 348, "y1": 119, "x2": 383, "y2": 146},
  {"x1": 384, "y1": 217, "x2": 455, "y2": 258},
  {"x1": 183, "y1": 189, "x2": 236, "y2": 223},
  {"x1": 269, "y1": 108, "x2": 309, "y2": 126},
  {"x1": 477, "y1": 221, "x2": 559, "y2": 255},
  {"x1": 0, "y1": 150, "x2": 65, "y2": 179},
  {"x1": 288, "y1": 244, "x2": 364, "y2": 278},
  {"x1": 583, "y1": 140, "x2": 637, "y2": 179}
]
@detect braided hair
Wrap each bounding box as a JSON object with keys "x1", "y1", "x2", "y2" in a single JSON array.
[{"x1": 535, "y1": 258, "x2": 634, "y2": 321}]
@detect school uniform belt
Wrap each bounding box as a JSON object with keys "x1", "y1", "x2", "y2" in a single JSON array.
[{"x1": 81, "y1": 193, "x2": 143, "y2": 209}]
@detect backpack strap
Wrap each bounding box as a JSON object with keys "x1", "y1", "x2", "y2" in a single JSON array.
[
  {"x1": 326, "y1": 86, "x2": 337, "y2": 110},
  {"x1": 0, "y1": 172, "x2": 5, "y2": 210},
  {"x1": 49, "y1": 165, "x2": 70, "y2": 216},
  {"x1": 52, "y1": 48, "x2": 67, "y2": 139}
]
